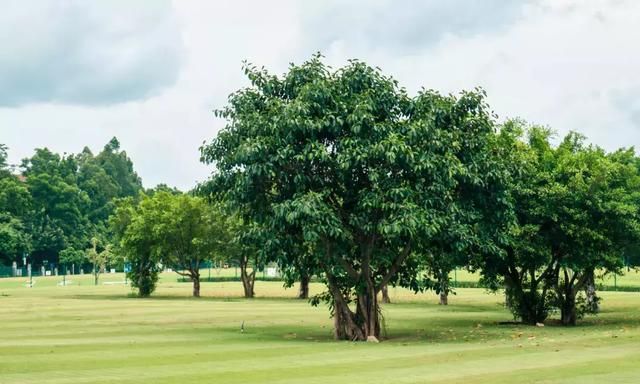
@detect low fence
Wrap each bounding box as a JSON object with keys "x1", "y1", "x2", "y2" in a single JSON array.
[
  {"x1": 175, "y1": 275, "x2": 640, "y2": 292},
  {"x1": 0, "y1": 264, "x2": 106, "y2": 278},
  {"x1": 3, "y1": 264, "x2": 639, "y2": 292}
]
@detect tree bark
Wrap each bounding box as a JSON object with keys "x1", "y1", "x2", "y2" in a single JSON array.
[
  {"x1": 560, "y1": 292, "x2": 577, "y2": 326},
  {"x1": 381, "y1": 284, "x2": 391, "y2": 304},
  {"x1": 93, "y1": 263, "x2": 99, "y2": 286},
  {"x1": 240, "y1": 255, "x2": 255, "y2": 298},
  {"x1": 325, "y1": 271, "x2": 370, "y2": 341},
  {"x1": 438, "y1": 274, "x2": 449, "y2": 305},
  {"x1": 439, "y1": 291, "x2": 448, "y2": 305},
  {"x1": 191, "y1": 269, "x2": 201, "y2": 297},
  {"x1": 356, "y1": 284, "x2": 380, "y2": 339},
  {"x1": 501, "y1": 249, "x2": 557, "y2": 324},
  {"x1": 585, "y1": 270, "x2": 599, "y2": 314},
  {"x1": 557, "y1": 267, "x2": 584, "y2": 326},
  {"x1": 298, "y1": 273, "x2": 310, "y2": 299}
]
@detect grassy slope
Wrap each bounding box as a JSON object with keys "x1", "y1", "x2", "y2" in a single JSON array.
[{"x1": 0, "y1": 276, "x2": 639, "y2": 383}]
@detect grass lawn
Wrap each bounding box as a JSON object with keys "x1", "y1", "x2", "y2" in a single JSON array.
[{"x1": 1, "y1": 274, "x2": 639, "y2": 383}]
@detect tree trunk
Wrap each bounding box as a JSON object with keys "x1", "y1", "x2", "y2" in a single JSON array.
[
  {"x1": 381, "y1": 284, "x2": 391, "y2": 304},
  {"x1": 560, "y1": 292, "x2": 577, "y2": 326},
  {"x1": 298, "y1": 273, "x2": 310, "y2": 299},
  {"x1": 504, "y1": 276, "x2": 515, "y2": 310},
  {"x1": 355, "y1": 283, "x2": 380, "y2": 339},
  {"x1": 325, "y1": 272, "x2": 373, "y2": 341},
  {"x1": 191, "y1": 269, "x2": 201, "y2": 297},
  {"x1": 557, "y1": 267, "x2": 583, "y2": 326},
  {"x1": 439, "y1": 291, "x2": 448, "y2": 305},
  {"x1": 505, "y1": 280, "x2": 548, "y2": 324},
  {"x1": 585, "y1": 270, "x2": 599, "y2": 314},
  {"x1": 240, "y1": 255, "x2": 255, "y2": 298},
  {"x1": 333, "y1": 301, "x2": 347, "y2": 340},
  {"x1": 438, "y1": 274, "x2": 449, "y2": 305}
]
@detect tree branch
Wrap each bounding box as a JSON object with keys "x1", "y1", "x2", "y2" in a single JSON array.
[{"x1": 377, "y1": 241, "x2": 411, "y2": 291}]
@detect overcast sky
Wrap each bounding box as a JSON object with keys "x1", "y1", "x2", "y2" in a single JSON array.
[{"x1": 1, "y1": 0, "x2": 639, "y2": 190}]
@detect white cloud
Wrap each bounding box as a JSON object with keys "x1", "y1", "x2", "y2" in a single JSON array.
[{"x1": 0, "y1": 0, "x2": 183, "y2": 106}]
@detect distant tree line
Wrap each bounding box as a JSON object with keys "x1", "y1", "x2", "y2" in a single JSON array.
[{"x1": 0, "y1": 137, "x2": 143, "y2": 276}]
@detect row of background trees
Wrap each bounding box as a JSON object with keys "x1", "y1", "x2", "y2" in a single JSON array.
[
  {"x1": 0, "y1": 138, "x2": 142, "y2": 278},
  {"x1": 0, "y1": 138, "x2": 266, "y2": 294}
]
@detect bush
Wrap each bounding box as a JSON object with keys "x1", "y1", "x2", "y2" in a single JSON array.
[{"x1": 128, "y1": 258, "x2": 160, "y2": 297}]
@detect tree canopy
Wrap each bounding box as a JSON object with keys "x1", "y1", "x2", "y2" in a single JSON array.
[
  {"x1": 479, "y1": 121, "x2": 640, "y2": 325},
  {"x1": 0, "y1": 138, "x2": 142, "y2": 270},
  {"x1": 110, "y1": 191, "x2": 227, "y2": 297},
  {"x1": 200, "y1": 56, "x2": 510, "y2": 340}
]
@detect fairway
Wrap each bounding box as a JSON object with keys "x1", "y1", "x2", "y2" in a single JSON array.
[{"x1": 1, "y1": 276, "x2": 639, "y2": 384}]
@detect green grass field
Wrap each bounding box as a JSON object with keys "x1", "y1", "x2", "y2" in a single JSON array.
[{"x1": 1, "y1": 273, "x2": 639, "y2": 383}]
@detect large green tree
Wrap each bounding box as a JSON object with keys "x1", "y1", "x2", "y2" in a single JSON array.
[
  {"x1": 94, "y1": 138, "x2": 143, "y2": 198},
  {"x1": 0, "y1": 144, "x2": 33, "y2": 265},
  {"x1": 481, "y1": 122, "x2": 640, "y2": 325},
  {"x1": 18, "y1": 149, "x2": 87, "y2": 265},
  {"x1": 9, "y1": 139, "x2": 143, "y2": 268},
  {"x1": 201, "y1": 56, "x2": 508, "y2": 340}
]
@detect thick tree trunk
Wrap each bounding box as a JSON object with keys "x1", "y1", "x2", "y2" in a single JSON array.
[
  {"x1": 240, "y1": 255, "x2": 255, "y2": 298},
  {"x1": 298, "y1": 273, "x2": 310, "y2": 299},
  {"x1": 357, "y1": 290, "x2": 380, "y2": 339},
  {"x1": 585, "y1": 270, "x2": 599, "y2": 314},
  {"x1": 439, "y1": 291, "x2": 448, "y2": 305},
  {"x1": 191, "y1": 269, "x2": 201, "y2": 297},
  {"x1": 503, "y1": 264, "x2": 558, "y2": 325},
  {"x1": 560, "y1": 292, "x2": 577, "y2": 326},
  {"x1": 504, "y1": 276, "x2": 515, "y2": 310},
  {"x1": 381, "y1": 284, "x2": 391, "y2": 304},
  {"x1": 333, "y1": 302, "x2": 347, "y2": 340},
  {"x1": 556, "y1": 268, "x2": 583, "y2": 326},
  {"x1": 325, "y1": 272, "x2": 374, "y2": 341}
]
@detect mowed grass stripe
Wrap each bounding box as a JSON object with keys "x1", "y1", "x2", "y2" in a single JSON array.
[{"x1": 3, "y1": 340, "x2": 637, "y2": 384}]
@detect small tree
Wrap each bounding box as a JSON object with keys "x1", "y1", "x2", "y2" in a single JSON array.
[
  {"x1": 110, "y1": 197, "x2": 160, "y2": 297},
  {"x1": 59, "y1": 247, "x2": 84, "y2": 274},
  {"x1": 152, "y1": 192, "x2": 223, "y2": 297},
  {"x1": 85, "y1": 237, "x2": 112, "y2": 286},
  {"x1": 221, "y1": 215, "x2": 263, "y2": 299}
]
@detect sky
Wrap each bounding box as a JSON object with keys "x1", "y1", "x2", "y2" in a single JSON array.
[{"x1": 1, "y1": 0, "x2": 640, "y2": 190}]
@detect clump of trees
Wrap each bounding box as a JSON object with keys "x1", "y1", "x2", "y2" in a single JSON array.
[
  {"x1": 479, "y1": 121, "x2": 640, "y2": 325},
  {"x1": 198, "y1": 55, "x2": 640, "y2": 339},
  {"x1": 110, "y1": 192, "x2": 231, "y2": 297},
  {"x1": 0, "y1": 138, "x2": 142, "y2": 272}
]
